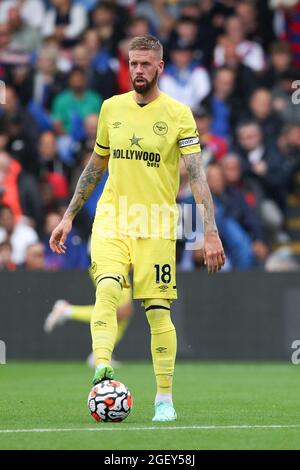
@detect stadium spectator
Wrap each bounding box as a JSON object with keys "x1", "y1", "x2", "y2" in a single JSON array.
[
  {"x1": 271, "y1": 68, "x2": 300, "y2": 123},
  {"x1": 165, "y1": 15, "x2": 201, "y2": 60},
  {"x1": 221, "y1": 154, "x2": 269, "y2": 261},
  {"x1": 0, "y1": 150, "x2": 23, "y2": 221},
  {"x1": 91, "y1": 1, "x2": 126, "y2": 54},
  {"x1": 5, "y1": 62, "x2": 34, "y2": 107},
  {"x1": 235, "y1": 0, "x2": 259, "y2": 40},
  {"x1": 261, "y1": 41, "x2": 293, "y2": 89},
  {"x1": 42, "y1": 0, "x2": 88, "y2": 48},
  {"x1": 7, "y1": 4, "x2": 42, "y2": 52},
  {"x1": 43, "y1": 211, "x2": 89, "y2": 270},
  {"x1": 78, "y1": 113, "x2": 98, "y2": 151},
  {"x1": 204, "y1": 66, "x2": 240, "y2": 141},
  {"x1": 182, "y1": 2, "x2": 217, "y2": 68},
  {"x1": 37, "y1": 131, "x2": 69, "y2": 199},
  {"x1": 23, "y1": 242, "x2": 46, "y2": 270},
  {"x1": 159, "y1": 41, "x2": 210, "y2": 108},
  {"x1": 278, "y1": 122, "x2": 300, "y2": 195},
  {"x1": 51, "y1": 67, "x2": 102, "y2": 135},
  {"x1": 0, "y1": 239, "x2": 16, "y2": 271},
  {"x1": 126, "y1": 16, "x2": 151, "y2": 39},
  {"x1": 0, "y1": 203, "x2": 39, "y2": 266},
  {"x1": 269, "y1": 0, "x2": 300, "y2": 69},
  {"x1": 115, "y1": 37, "x2": 132, "y2": 94},
  {"x1": 248, "y1": 88, "x2": 284, "y2": 142},
  {"x1": 0, "y1": 85, "x2": 39, "y2": 171},
  {"x1": 193, "y1": 104, "x2": 228, "y2": 165},
  {"x1": 218, "y1": 39, "x2": 259, "y2": 101},
  {"x1": 214, "y1": 15, "x2": 266, "y2": 72},
  {"x1": 72, "y1": 43, "x2": 117, "y2": 99},
  {"x1": 236, "y1": 120, "x2": 290, "y2": 241},
  {"x1": 265, "y1": 246, "x2": 300, "y2": 271},
  {"x1": 220, "y1": 152, "x2": 260, "y2": 210},
  {"x1": 32, "y1": 46, "x2": 66, "y2": 111},
  {"x1": 0, "y1": 0, "x2": 45, "y2": 29},
  {"x1": 0, "y1": 151, "x2": 43, "y2": 230},
  {"x1": 205, "y1": 163, "x2": 255, "y2": 269},
  {"x1": 135, "y1": 0, "x2": 178, "y2": 39}
]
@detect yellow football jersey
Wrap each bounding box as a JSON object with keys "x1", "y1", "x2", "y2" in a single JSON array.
[{"x1": 93, "y1": 91, "x2": 200, "y2": 239}]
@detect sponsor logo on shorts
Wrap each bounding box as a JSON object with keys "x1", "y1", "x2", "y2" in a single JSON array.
[
  {"x1": 153, "y1": 121, "x2": 168, "y2": 136},
  {"x1": 159, "y1": 285, "x2": 169, "y2": 292}
]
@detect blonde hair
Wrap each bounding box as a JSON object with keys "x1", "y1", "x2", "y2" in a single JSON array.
[{"x1": 129, "y1": 35, "x2": 163, "y2": 59}]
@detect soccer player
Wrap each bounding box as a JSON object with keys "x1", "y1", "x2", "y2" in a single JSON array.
[{"x1": 49, "y1": 35, "x2": 225, "y2": 422}]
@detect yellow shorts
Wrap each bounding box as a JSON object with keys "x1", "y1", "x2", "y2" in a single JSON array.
[
  {"x1": 90, "y1": 236, "x2": 177, "y2": 300},
  {"x1": 88, "y1": 266, "x2": 132, "y2": 307}
]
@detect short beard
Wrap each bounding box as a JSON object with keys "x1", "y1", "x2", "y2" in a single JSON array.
[{"x1": 132, "y1": 71, "x2": 158, "y2": 95}]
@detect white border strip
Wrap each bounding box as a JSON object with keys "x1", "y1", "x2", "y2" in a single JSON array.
[{"x1": 0, "y1": 424, "x2": 300, "y2": 433}]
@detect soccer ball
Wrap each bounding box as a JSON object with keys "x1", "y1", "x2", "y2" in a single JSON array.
[{"x1": 87, "y1": 380, "x2": 133, "y2": 422}]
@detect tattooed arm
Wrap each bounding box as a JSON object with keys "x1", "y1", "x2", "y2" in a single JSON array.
[
  {"x1": 49, "y1": 151, "x2": 109, "y2": 254},
  {"x1": 183, "y1": 152, "x2": 225, "y2": 272}
]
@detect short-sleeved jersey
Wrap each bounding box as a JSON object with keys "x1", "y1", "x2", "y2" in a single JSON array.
[{"x1": 93, "y1": 91, "x2": 200, "y2": 239}]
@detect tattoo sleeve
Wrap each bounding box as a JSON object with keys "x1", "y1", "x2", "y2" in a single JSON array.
[
  {"x1": 183, "y1": 152, "x2": 218, "y2": 233},
  {"x1": 64, "y1": 151, "x2": 109, "y2": 220}
]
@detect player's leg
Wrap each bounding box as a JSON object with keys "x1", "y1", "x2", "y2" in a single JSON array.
[
  {"x1": 87, "y1": 288, "x2": 133, "y2": 368},
  {"x1": 90, "y1": 266, "x2": 133, "y2": 348},
  {"x1": 90, "y1": 236, "x2": 131, "y2": 385},
  {"x1": 91, "y1": 272, "x2": 124, "y2": 383},
  {"x1": 132, "y1": 238, "x2": 177, "y2": 421},
  {"x1": 45, "y1": 277, "x2": 132, "y2": 336},
  {"x1": 44, "y1": 300, "x2": 73, "y2": 332},
  {"x1": 144, "y1": 298, "x2": 177, "y2": 421}
]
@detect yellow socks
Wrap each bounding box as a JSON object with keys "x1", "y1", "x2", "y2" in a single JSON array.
[
  {"x1": 144, "y1": 299, "x2": 177, "y2": 397},
  {"x1": 91, "y1": 273, "x2": 123, "y2": 366}
]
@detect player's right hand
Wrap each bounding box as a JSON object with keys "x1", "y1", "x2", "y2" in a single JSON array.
[{"x1": 49, "y1": 217, "x2": 73, "y2": 254}]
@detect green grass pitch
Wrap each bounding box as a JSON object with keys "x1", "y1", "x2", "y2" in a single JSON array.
[{"x1": 0, "y1": 361, "x2": 300, "y2": 450}]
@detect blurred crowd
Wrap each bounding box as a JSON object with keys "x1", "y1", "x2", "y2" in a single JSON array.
[{"x1": 1, "y1": 0, "x2": 300, "y2": 272}]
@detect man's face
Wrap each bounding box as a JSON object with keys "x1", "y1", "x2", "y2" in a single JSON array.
[
  {"x1": 69, "y1": 71, "x2": 86, "y2": 93},
  {"x1": 0, "y1": 207, "x2": 14, "y2": 233},
  {"x1": 38, "y1": 132, "x2": 57, "y2": 160},
  {"x1": 129, "y1": 49, "x2": 164, "y2": 95},
  {"x1": 238, "y1": 125, "x2": 262, "y2": 151},
  {"x1": 207, "y1": 165, "x2": 225, "y2": 196},
  {"x1": 250, "y1": 90, "x2": 272, "y2": 120},
  {"x1": 25, "y1": 244, "x2": 45, "y2": 271},
  {"x1": 222, "y1": 157, "x2": 241, "y2": 184}
]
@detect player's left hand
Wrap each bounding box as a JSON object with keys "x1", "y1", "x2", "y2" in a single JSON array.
[{"x1": 203, "y1": 231, "x2": 225, "y2": 273}]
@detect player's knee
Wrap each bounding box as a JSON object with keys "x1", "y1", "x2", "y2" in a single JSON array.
[
  {"x1": 144, "y1": 299, "x2": 174, "y2": 334},
  {"x1": 95, "y1": 273, "x2": 124, "y2": 304}
]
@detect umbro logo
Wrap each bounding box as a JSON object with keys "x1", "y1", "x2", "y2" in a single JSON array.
[
  {"x1": 94, "y1": 320, "x2": 107, "y2": 327},
  {"x1": 159, "y1": 285, "x2": 169, "y2": 291},
  {"x1": 156, "y1": 347, "x2": 167, "y2": 354},
  {"x1": 113, "y1": 122, "x2": 122, "y2": 128}
]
